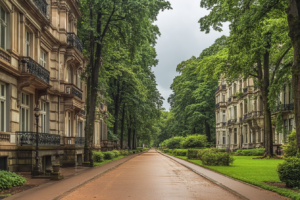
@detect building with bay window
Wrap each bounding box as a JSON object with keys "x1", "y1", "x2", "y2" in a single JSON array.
[
  {"x1": 215, "y1": 78, "x2": 294, "y2": 153},
  {"x1": 0, "y1": 0, "x2": 107, "y2": 172}
]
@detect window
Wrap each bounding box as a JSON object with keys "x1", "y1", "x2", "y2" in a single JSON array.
[
  {"x1": 222, "y1": 94, "x2": 225, "y2": 102},
  {"x1": 0, "y1": 6, "x2": 7, "y2": 49},
  {"x1": 250, "y1": 131, "x2": 253, "y2": 143},
  {"x1": 25, "y1": 31, "x2": 30, "y2": 57},
  {"x1": 222, "y1": 131, "x2": 226, "y2": 144},
  {"x1": 20, "y1": 93, "x2": 30, "y2": 131},
  {"x1": 40, "y1": 102, "x2": 48, "y2": 133},
  {"x1": 67, "y1": 67, "x2": 72, "y2": 83},
  {"x1": 289, "y1": 118, "x2": 293, "y2": 131},
  {"x1": 234, "y1": 128, "x2": 237, "y2": 144},
  {"x1": 40, "y1": 50, "x2": 47, "y2": 68},
  {"x1": 258, "y1": 130, "x2": 261, "y2": 143},
  {"x1": 284, "y1": 119, "x2": 288, "y2": 130},
  {"x1": 284, "y1": 85, "x2": 287, "y2": 105},
  {"x1": 77, "y1": 69, "x2": 81, "y2": 89},
  {"x1": 222, "y1": 110, "x2": 226, "y2": 122},
  {"x1": 68, "y1": 21, "x2": 71, "y2": 32},
  {"x1": 67, "y1": 112, "x2": 71, "y2": 136},
  {"x1": 78, "y1": 121, "x2": 83, "y2": 137},
  {"x1": 0, "y1": 82, "x2": 6, "y2": 131},
  {"x1": 245, "y1": 129, "x2": 248, "y2": 143},
  {"x1": 289, "y1": 84, "x2": 293, "y2": 103}
]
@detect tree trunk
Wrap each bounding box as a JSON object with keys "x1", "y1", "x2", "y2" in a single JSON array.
[
  {"x1": 133, "y1": 129, "x2": 136, "y2": 149},
  {"x1": 120, "y1": 104, "x2": 125, "y2": 149},
  {"x1": 128, "y1": 127, "x2": 132, "y2": 150},
  {"x1": 204, "y1": 120, "x2": 211, "y2": 142},
  {"x1": 286, "y1": 1, "x2": 300, "y2": 151},
  {"x1": 113, "y1": 81, "x2": 120, "y2": 135}
]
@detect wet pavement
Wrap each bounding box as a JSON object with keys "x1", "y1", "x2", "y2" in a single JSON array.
[{"x1": 62, "y1": 150, "x2": 240, "y2": 200}]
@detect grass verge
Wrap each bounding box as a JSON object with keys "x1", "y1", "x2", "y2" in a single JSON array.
[
  {"x1": 94, "y1": 156, "x2": 125, "y2": 166},
  {"x1": 165, "y1": 153, "x2": 300, "y2": 200}
]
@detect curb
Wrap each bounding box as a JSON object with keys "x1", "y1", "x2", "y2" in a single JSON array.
[
  {"x1": 157, "y1": 151, "x2": 249, "y2": 200},
  {"x1": 54, "y1": 152, "x2": 144, "y2": 200}
]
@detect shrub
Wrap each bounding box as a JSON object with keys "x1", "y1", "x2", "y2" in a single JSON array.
[
  {"x1": 93, "y1": 151, "x2": 104, "y2": 162},
  {"x1": 112, "y1": 150, "x2": 120, "y2": 157},
  {"x1": 162, "y1": 148, "x2": 169, "y2": 153},
  {"x1": 282, "y1": 130, "x2": 297, "y2": 157},
  {"x1": 137, "y1": 147, "x2": 143, "y2": 152},
  {"x1": 234, "y1": 148, "x2": 265, "y2": 156},
  {"x1": 181, "y1": 135, "x2": 207, "y2": 149},
  {"x1": 202, "y1": 151, "x2": 234, "y2": 166},
  {"x1": 187, "y1": 149, "x2": 200, "y2": 159},
  {"x1": 161, "y1": 137, "x2": 184, "y2": 149},
  {"x1": 128, "y1": 150, "x2": 133, "y2": 154},
  {"x1": 278, "y1": 157, "x2": 300, "y2": 188},
  {"x1": 174, "y1": 149, "x2": 187, "y2": 156},
  {"x1": 120, "y1": 150, "x2": 129, "y2": 156},
  {"x1": 0, "y1": 171, "x2": 26, "y2": 191},
  {"x1": 103, "y1": 151, "x2": 115, "y2": 160}
]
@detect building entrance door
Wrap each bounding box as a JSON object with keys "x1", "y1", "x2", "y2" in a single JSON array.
[{"x1": 0, "y1": 157, "x2": 7, "y2": 170}]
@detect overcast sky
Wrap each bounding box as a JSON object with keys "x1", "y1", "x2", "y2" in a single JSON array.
[{"x1": 153, "y1": 0, "x2": 230, "y2": 110}]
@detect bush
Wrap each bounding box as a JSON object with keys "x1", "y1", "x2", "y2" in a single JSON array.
[
  {"x1": 0, "y1": 171, "x2": 26, "y2": 191},
  {"x1": 161, "y1": 136, "x2": 184, "y2": 149},
  {"x1": 282, "y1": 130, "x2": 297, "y2": 157},
  {"x1": 187, "y1": 149, "x2": 200, "y2": 159},
  {"x1": 137, "y1": 147, "x2": 143, "y2": 152},
  {"x1": 93, "y1": 151, "x2": 104, "y2": 162},
  {"x1": 162, "y1": 148, "x2": 169, "y2": 153},
  {"x1": 112, "y1": 150, "x2": 120, "y2": 157},
  {"x1": 234, "y1": 148, "x2": 265, "y2": 156},
  {"x1": 120, "y1": 150, "x2": 129, "y2": 156},
  {"x1": 103, "y1": 151, "x2": 115, "y2": 160},
  {"x1": 278, "y1": 157, "x2": 300, "y2": 188},
  {"x1": 181, "y1": 135, "x2": 207, "y2": 149},
  {"x1": 173, "y1": 149, "x2": 187, "y2": 156},
  {"x1": 202, "y1": 151, "x2": 234, "y2": 166}
]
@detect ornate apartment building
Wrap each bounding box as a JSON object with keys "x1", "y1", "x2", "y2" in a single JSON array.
[
  {"x1": 0, "y1": 0, "x2": 107, "y2": 172},
  {"x1": 215, "y1": 78, "x2": 294, "y2": 152}
]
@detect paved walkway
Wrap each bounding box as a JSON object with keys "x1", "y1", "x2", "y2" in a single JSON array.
[
  {"x1": 62, "y1": 149, "x2": 239, "y2": 200},
  {"x1": 7, "y1": 150, "x2": 288, "y2": 200}
]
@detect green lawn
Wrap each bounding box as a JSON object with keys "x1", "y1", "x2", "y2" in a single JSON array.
[
  {"x1": 167, "y1": 153, "x2": 300, "y2": 200},
  {"x1": 94, "y1": 156, "x2": 125, "y2": 166}
]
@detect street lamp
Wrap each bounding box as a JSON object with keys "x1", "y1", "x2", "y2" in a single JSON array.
[{"x1": 32, "y1": 107, "x2": 40, "y2": 176}]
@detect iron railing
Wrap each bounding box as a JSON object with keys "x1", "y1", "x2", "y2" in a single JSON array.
[
  {"x1": 222, "y1": 122, "x2": 226, "y2": 126},
  {"x1": 215, "y1": 84, "x2": 226, "y2": 93},
  {"x1": 243, "y1": 114, "x2": 248, "y2": 120},
  {"x1": 222, "y1": 84, "x2": 226, "y2": 89},
  {"x1": 81, "y1": 110, "x2": 86, "y2": 115},
  {"x1": 232, "y1": 118, "x2": 237, "y2": 123},
  {"x1": 243, "y1": 87, "x2": 248, "y2": 94},
  {"x1": 72, "y1": 87, "x2": 82, "y2": 99},
  {"x1": 32, "y1": 0, "x2": 48, "y2": 18},
  {"x1": 75, "y1": 137, "x2": 85, "y2": 146},
  {"x1": 16, "y1": 131, "x2": 60, "y2": 146},
  {"x1": 21, "y1": 57, "x2": 50, "y2": 84},
  {"x1": 228, "y1": 97, "x2": 232, "y2": 103},
  {"x1": 274, "y1": 103, "x2": 294, "y2": 112},
  {"x1": 239, "y1": 117, "x2": 242, "y2": 122},
  {"x1": 67, "y1": 33, "x2": 83, "y2": 53},
  {"x1": 228, "y1": 120, "x2": 232, "y2": 125},
  {"x1": 215, "y1": 86, "x2": 220, "y2": 93},
  {"x1": 215, "y1": 103, "x2": 220, "y2": 108}
]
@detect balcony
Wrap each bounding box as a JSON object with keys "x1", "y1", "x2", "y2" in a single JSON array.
[
  {"x1": 243, "y1": 114, "x2": 248, "y2": 120},
  {"x1": 16, "y1": 131, "x2": 60, "y2": 146},
  {"x1": 243, "y1": 87, "x2": 248, "y2": 94},
  {"x1": 20, "y1": 57, "x2": 50, "y2": 84},
  {"x1": 75, "y1": 137, "x2": 85, "y2": 146},
  {"x1": 222, "y1": 122, "x2": 227, "y2": 126},
  {"x1": 67, "y1": 33, "x2": 83, "y2": 53},
  {"x1": 274, "y1": 103, "x2": 294, "y2": 112},
  {"x1": 242, "y1": 143, "x2": 254, "y2": 149},
  {"x1": 239, "y1": 117, "x2": 242, "y2": 122},
  {"x1": 228, "y1": 97, "x2": 232, "y2": 103},
  {"x1": 215, "y1": 84, "x2": 226, "y2": 93},
  {"x1": 81, "y1": 110, "x2": 86, "y2": 115},
  {"x1": 228, "y1": 119, "x2": 232, "y2": 125},
  {"x1": 64, "y1": 84, "x2": 83, "y2": 100},
  {"x1": 32, "y1": 0, "x2": 48, "y2": 18},
  {"x1": 232, "y1": 118, "x2": 237, "y2": 123},
  {"x1": 0, "y1": 48, "x2": 11, "y2": 63}
]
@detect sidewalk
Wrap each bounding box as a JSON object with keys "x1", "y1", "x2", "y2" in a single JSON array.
[
  {"x1": 160, "y1": 152, "x2": 288, "y2": 200},
  {"x1": 6, "y1": 153, "x2": 141, "y2": 200}
]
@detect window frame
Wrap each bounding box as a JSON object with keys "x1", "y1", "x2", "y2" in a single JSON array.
[
  {"x1": 0, "y1": 5, "x2": 7, "y2": 50},
  {"x1": 40, "y1": 101, "x2": 48, "y2": 133},
  {"x1": 40, "y1": 49, "x2": 47, "y2": 68},
  {"x1": 20, "y1": 93, "x2": 30, "y2": 132},
  {"x1": 25, "y1": 30, "x2": 30, "y2": 57},
  {"x1": 0, "y1": 82, "x2": 6, "y2": 132}
]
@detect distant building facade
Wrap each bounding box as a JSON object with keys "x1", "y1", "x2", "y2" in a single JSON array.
[{"x1": 215, "y1": 78, "x2": 294, "y2": 152}]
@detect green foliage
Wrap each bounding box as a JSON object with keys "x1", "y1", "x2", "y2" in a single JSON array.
[
  {"x1": 187, "y1": 149, "x2": 200, "y2": 159},
  {"x1": 112, "y1": 150, "x2": 120, "y2": 157},
  {"x1": 173, "y1": 149, "x2": 188, "y2": 156},
  {"x1": 0, "y1": 171, "x2": 26, "y2": 191},
  {"x1": 282, "y1": 130, "x2": 297, "y2": 158},
  {"x1": 278, "y1": 157, "x2": 300, "y2": 188},
  {"x1": 181, "y1": 135, "x2": 207, "y2": 149},
  {"x1": 202, "y1": 152, "x2": 234, "y2": 166},
  {"x1": 103, "y1": 151, "x2": 115, "y2": 160},
  {"x1": 235, "y1": 92, "x2": 243, "y2": 97},
  {"x1": 235, "y1": 148, "x2": 265, "y2": 156},
  {"x1": 93, "y1": 151, "x2": 104, "y2": 162},
  {"x1": 161, "y1": 136, "x2": 184, "y2": 149}
]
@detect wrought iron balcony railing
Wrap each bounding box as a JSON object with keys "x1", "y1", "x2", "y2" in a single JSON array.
[
  {"x1": 65, "y1": 84, "x2": 83, "y2": 100},
  {"x1": 232, "y1": 118, "x2": 237, "y2": 123},
  {"x1": 75, "y1": 137, "x2": 85, "y2": 146},
  {"x1": 243, "y1": 87, "x2": 248, "y2": 94},
  {"x1": 215, "y1": 103, "x2": 220, "y2": 108},
  {"x1": 215, "y1": 86, "x2": 220, "y2": 93},
  {"x1": 222, "y1": 122, "x2": 226, "y2": 126},
  {"x1": 67, "y1": 33, "x2": 83, "y2": 53},
  {"x1": 16, "y1": 131, "x2": 60, "y2": 146},
  {"x1": 81, "y1": 110, "x2": 86, "y2": 115},
  {"x1": 228, "y1": 120, "x2": 232, "y2": 125},
  {"x1": 32, "y1": 0, "x2": 48, "y2": 18},
  {"x1": 274, "y1": 103, "x2": 294, "y2": 112},
  {"x1": 21, "y1": 57, "x2": 50, "y2": 84},
  {"x1": 243, "y1": 114, "x2": 248, "y2": 120},
  {"x1": 215, "y1": 85, "x2": 226, "y2": 93},
  {"x1": 222, "y1": 84, "x2": 226, "y2": 89},
  {"x1": 72, "y1": 87, "x2": 82, "y2": 100}
]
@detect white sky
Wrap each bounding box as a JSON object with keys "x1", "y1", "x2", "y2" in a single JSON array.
[{"x1": 153, "y1": 0, "x2": 230, "y2": 110}]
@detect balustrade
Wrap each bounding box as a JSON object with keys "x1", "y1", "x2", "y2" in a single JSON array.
[
  {"x1": 16, "y1": 131, "x2": 60, "y2": 146},
  {"x1": 0, "y1": 134, "x2": 10, "y2": 143},
  {"x1": 21, "y1": 57, "x2": 50, "y2": 84},
  {"x1": 0, "y1": 48, "x2": 11, "y2": 63},
  {"x1": 67, "y1": 33, "x2": 83, "y2": 53}
]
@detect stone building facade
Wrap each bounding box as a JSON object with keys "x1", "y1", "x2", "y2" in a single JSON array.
[
  {"x1": 0, "y1": 0, "x2": 107, "y2": 172},
  {"x1": 215, "y1": 78, "x2": 294, "y2": 152}
]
